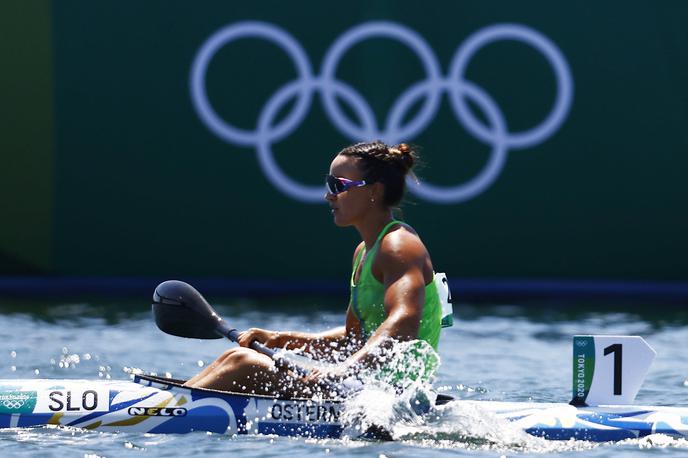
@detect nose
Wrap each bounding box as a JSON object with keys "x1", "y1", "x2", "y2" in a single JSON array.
[{"x1": 324, "y1": 191, "x2": 336, "y2": 202}]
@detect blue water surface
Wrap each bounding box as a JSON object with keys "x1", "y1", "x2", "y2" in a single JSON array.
[{"x1": 0, "y1": 298, "x2": 686, "y2": 457}]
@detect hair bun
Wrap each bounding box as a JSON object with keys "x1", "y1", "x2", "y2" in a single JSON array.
[
  {"x1": 392, "y1": 143, "x2": 415, "y2": 173},
  {"x1": 338, "y1": 140, "x2": 421, "y2": 206}
]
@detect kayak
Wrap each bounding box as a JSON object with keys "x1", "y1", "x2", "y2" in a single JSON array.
[
  {"x1": 4, "y1": 281, "x2": 684, "y2": 442},
  {"x1": 1, "y1": 373, "x2": 686, "y2": 441}
]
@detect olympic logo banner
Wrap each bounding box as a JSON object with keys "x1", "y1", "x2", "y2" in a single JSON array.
[
  {"x1": 0, "y1": 391, "x2": 37, "y2": 414},
  {"x1": 190, "y1": 21, "x2": 573, "y2": 204}
]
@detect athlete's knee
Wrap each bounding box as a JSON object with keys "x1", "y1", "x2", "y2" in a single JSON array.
[
  {"x1": 217, "y1": 347, "x2": 241, "y2": 361},
  {"x1": 218, "y1": 347, "x2": 257, "y2": 367}
]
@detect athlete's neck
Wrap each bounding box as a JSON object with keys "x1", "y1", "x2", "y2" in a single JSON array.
[{"x1": 356, "y1": 211, "x2": 396, "y2": 250}]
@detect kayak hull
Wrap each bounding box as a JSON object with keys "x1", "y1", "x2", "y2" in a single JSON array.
[
  {"x1": 0, "y1": 375, "x2": 343, "y2": 437},
  {"x1": 0, "y1": 374, "x2": 686, "y2": 441},
  {"x1": 463, "y1": 400, "x2": 688, "y2": 442}
]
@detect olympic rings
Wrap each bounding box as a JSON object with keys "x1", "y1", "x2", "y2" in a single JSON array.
[
  {"x1": 190, "y1": 20, "x2": 573, "y2": 203},
  {"x1": 2, "y1": 399, "x2": 25, "y2": 409}
]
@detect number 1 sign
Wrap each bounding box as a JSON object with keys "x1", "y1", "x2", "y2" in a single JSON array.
[{"x1": 570, "y1": 335, "x2": 656, "y2": 406}]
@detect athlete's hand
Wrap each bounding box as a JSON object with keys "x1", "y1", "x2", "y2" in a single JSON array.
[
  {"x1": 303, "y1": 364, "x2": 350, "y2": 384},
  {"x1": 237, "y1": 328, "x2": 282, "y2": 348}
]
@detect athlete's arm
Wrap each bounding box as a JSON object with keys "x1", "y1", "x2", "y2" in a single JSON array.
[
  {"x1": 341, "y1": 229, "x2": 429, "y2": 370},
  {"x1": 250, "y1": 304, "x2": 362, "y2": 358},
  {"x1": 238, "y1": 243, "x2": 365, "y2": 359}
]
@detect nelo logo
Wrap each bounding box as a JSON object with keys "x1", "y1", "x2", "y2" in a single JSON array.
[{"x1": 128, "y1": 407, "x2": 188, "y2": 417}]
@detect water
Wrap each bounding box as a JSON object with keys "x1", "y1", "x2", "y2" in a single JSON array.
[{"x1": 0, "y1": 299, "x2": 687, "y2": 456}]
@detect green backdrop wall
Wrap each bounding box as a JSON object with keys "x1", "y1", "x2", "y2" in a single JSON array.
[{"x1": 2, "y1": 1, "x2": 687, "y2": 287}]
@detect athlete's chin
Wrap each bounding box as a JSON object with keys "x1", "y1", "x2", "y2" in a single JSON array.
[
  {"x1": 332, "y1": 212, "x2": 353, "y2": 227},
  {"x1": 333, "y1": 217, "x2": 350, "y2": 227}
]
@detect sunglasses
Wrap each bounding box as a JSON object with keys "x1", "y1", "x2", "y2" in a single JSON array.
[{"x1": 326, "y1": 174, "x2": 369, "y2": 195}]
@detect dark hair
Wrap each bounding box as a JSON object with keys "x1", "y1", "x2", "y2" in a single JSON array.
[{"x1": 338, "y1": 141, "x2": 417, "y2": 207}]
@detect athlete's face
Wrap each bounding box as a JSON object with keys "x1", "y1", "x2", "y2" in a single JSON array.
[{"x1": 325, "y1": 155, "x2": 373, "y2": 227}]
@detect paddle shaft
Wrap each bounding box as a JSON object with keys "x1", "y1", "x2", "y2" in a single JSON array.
[
  {"x1": 216, "y1": 319, "x2": 311, "y2": 377},
  {"x1": 153, "y1": 280, "x2": 318, "y2": 380}
]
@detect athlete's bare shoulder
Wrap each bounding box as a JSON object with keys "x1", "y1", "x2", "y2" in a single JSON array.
[
  {"x1": 376, "y1": 224, "x2": 430, "y2": 275},
  {"x1": 380, "y1": 224, "x2": 426, "y2": 256}
]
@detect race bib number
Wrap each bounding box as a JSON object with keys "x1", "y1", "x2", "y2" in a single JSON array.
[{"x1": 434, "y1": 272, "x2": 453, "y2": 328}]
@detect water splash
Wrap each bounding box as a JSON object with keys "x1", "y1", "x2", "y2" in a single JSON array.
[
  {"x1": 334, "y1": 341, "x2": 615, "y2": 453},
  {"x1": 338, "y1": 340, "x2": 442, "y2": 439},
  {"x1": 631, "y1": 434, "x2": 688, "y2": 449}
]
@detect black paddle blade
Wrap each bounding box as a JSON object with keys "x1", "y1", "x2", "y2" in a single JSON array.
[{"x1": 152, "y1": 280, "x2": 223, "y2": 339}]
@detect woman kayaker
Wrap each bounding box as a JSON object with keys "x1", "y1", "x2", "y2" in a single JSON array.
[{"x1": 184, "y1": 141, "x2": 443, "y2": 396}]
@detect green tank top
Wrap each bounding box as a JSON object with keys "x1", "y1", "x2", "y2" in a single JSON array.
[{"x1": 349, "y1": 220, "x2": 442, "y2": 350}]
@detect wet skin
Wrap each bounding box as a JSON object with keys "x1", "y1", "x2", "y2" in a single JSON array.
[{"x1": 184, "y1": 154, "x2": 435, "y2": 396}]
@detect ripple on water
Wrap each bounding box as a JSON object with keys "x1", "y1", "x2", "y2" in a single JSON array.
[{"x1": 1, "y1": 302, "x2": 688, "y2": 457}]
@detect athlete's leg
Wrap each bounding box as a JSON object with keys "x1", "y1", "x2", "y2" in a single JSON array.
[
  {"x1": 183, "y1": 347, "x2": 242, "y2": 387},
  {"x1": 184, "y1": 347, "x2": 301, "y2": 396}
]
